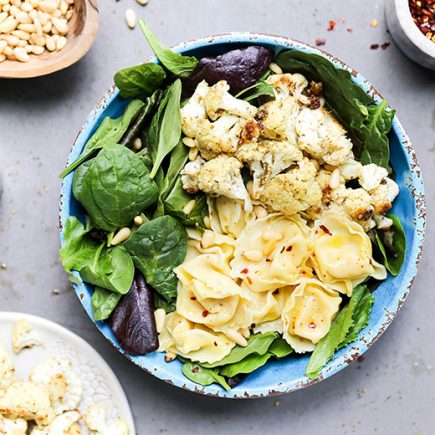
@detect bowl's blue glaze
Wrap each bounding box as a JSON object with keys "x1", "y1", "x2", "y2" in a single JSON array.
[{"x1": 59, "y1": 33, "x2": 425, "y2": 398}]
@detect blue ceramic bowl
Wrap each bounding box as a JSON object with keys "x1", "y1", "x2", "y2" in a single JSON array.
[{"x1": 59, "y1": 33, "x2": 426, "y2": 398}]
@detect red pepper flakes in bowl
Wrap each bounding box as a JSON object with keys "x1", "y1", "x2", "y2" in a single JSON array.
[{"x1": 409, "y1": 0, "x2": 435, "y2": 42}]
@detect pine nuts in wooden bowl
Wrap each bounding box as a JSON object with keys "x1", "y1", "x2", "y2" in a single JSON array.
[{"x1": 0, "y1": 0, "x2": 99, "y2": 78}]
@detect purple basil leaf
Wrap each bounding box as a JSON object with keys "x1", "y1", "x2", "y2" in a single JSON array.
[
  {"x1": 184, "y1": 46, "x2": 273, "y2": 95},
  {"x1": 108, "y1": 272, "x2": 158, "y2": 355}
]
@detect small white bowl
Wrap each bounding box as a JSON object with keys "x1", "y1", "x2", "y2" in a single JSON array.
[{"x1": 385, "y1": 0, "x2": 435, "y2": 70}]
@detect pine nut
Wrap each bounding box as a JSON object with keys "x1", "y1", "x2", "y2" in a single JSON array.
[
  {"x1": 182, "y1": 137, "x2": 196, "y2": 148},
  {"x1": 33, "y1": 16, "x2": 42, "y2": 35},
  {"x1": 36, "y1": 10, "x2": 47, "y2": 24},
  {"x1": 309, "y1": 158, "x2": 320, "y2": 171},
  {"x1": 14, "y1": 46, "x2": 29, "y2": 62},
  {"x1": 3, "y1": 45, "x2": 13, "y2": 56},
  {"x1": 253, "y1": 205, "x2": 268, "y2": 219},
  {"x1": 188, "y1": 147, "x2": 198, "y2": 161},
  {"x1": 203, "y1": 216, "x2": 211, "y2": 229},
  {"x1": 0, "y1": 16, "x2": 17, "y2": 32},
  {"x1": 30, "y1": 45, "x2": 44, "y2": 54},
  {"x1": 30, "y1": 33, "x2": 45, "y2": 46},
  {"x1": 41, "y1": 20, "x2": 51, "y2": 32},
  {"x1": 182, "y1": 199, "x2": 196, "y2": 215},
  {"x1": 261, "y1": 230, "x2": 283, "y2": 242},
  {"x1": 263, "y1": 239, "x2": 278, "y2": 257},
  {"x1": 30, "y1": 0, "x2": 40, "y2": 6},
  {"x1": 329, "y1": 168, "x2": 341, "y2": 190},
  {"x1": 10, "y1": 5, "x2": 19, "y2": 16},
  {"x1": 20, "y1": 2, "x2": 33, "y2": 12},
  {"x1": 111, "y1": 227, "x2": 132, "y2": 246},
  {"x1": 25, "y1": 44, "x2": 32, "y2": 52},
  {"x1": 65, "y1": 9, "x2": 72, "y2": 20},
  {"x1": 132, "y1": 137, "x2": 142, "y2": 150},
  {"x1": 226, "y1": 330, "x2": 248, "y2": 347},
  {"x1": 60, "y1": 0, "x2": 67, "y2": 14},
  {"x1": 52, "y1": 17, "x2": 67, "y2": 34},
  {"x1": 0, "y1": 0, "x2": 8, "y2": 7},
  {"x1": 16, "y1": 10, "x2": 31, "y2": 23},
  {"x1": 243, "y1": 249, "x2": 263, "y2": 262},
  {"x1": 28, "y1": 9, "x2": 37, "y2": 19},
  {"x1": 154, "y1": 308, "x2": 166, "y2": 333},
  {"x1": 52, "y1": 8, "x2": 61, "y2": 18},
  {"x1": 38, "y1": 0, "x2": 56, "y2": 13},
  {"x1": 133, "y1": 215, "x2": 144, "y2": 226},
  {"x1": 240, "y1": 328, "x2": 250, "y2": 339},
  {"x1": 18, "y1": 23, "x2": 35, "y2": 32},
  {"x1": 0, "y1": 54, "x2": 5, "y2": 62},
  {"x1": 0, "y1": 11, "x2": 7, "y2": 23},
  {"x1": 269, "y1": 62, "x2": 283, "y2": 75},
  {"x1": 2, "y1": 5, "x2": 11, "y2": 13},
  {"x1": 4, "y1": 35, "x2": 19, "y2": 46},
  {"x1": 0, "y1": 40, "x2": 6, "y2": 53},
  {"x1": 125, "y1": 8, "x2": 136, "y2": 29},
  {"x1": 136, "y1": 0, "x2": 149, "y2": 4},
  {"x1": 246, "y1": 180, "x2": 254, "y2": 198},
  {"x1": 56, "y1": 35, "x2": 66, "y2": 50},
  {"x1": 200, "y1": 230, "x2": 215, "y2": 249},
  {"x1": 12, "y1": 30, "x2": 30, "y2": 40},
  {"x1": 17, "y1": 38, "x2": 26, "y2": 47},
  {"x1": 164, "y1": 351, "x2": 176, "y2": 362},
  {"x1": 45, "y1": 35, "x2": 55, "y2": 51}
]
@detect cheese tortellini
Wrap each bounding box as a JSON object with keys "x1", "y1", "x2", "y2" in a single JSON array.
[
  {"x1": 282, "y1": 279, "x2": 342, "y2": 352},
  {"x1": 310, "y1": 210, "x2": 386, "y2": 295}
]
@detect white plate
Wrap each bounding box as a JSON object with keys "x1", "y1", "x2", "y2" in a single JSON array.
[{"x1": 0, "y1": 311, "x2": 136, "y2": 434}]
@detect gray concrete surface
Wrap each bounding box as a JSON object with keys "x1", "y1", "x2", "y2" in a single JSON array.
[{"x1": 0, "y1": 0, "x2": 434, "y2": 433}]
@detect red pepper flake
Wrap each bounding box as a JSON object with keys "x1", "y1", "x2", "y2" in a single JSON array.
[
  {"x1": 347, "y1": 27, "x2": 353, "y2": 32},
  {"x1": 308, "y1": 322, "x2": 317, "y2": 329},
  {"x1": 240, "y1": 268, "x2": 249, "y2": 274},
  {"x1": 319, "y1": 224, "x2": 332, "y2": 235},
  {"x1": 315, "y1": 38, "x2": 326, "y2": 46},
  {"x1": 358, "y1": 355, "x2": 366, "y2": 363},
  {"x1": 246, "y1": 276, "x2": 253, "y2": 285},
  {"x1": 381, "y1": 41, "x2": 391, "y2": 49},
  {"x1": 286, "y1": 245, "x2": 293, "y2": 252},
  {"x1": 272, "y1": 289, "x2": 280, "y2": 295},
  {"x1": 192, "y1": 366, "x2": 199, "y2": 373},
  {"x1": 214, "y1": 341, "x2": 218, "y2": 347},
  {"x1": 339, "y1": 17, "x2": 346, "y2": 24},
  {"x1": 327, "y1": 20, "x2": 336, "y2": 31},
  {"x1": 202, "y1": 310, "x2": 209, "y2": 317},
  {"x1": 190, "y1": 296, "x2": 197, "y2": 301},
  {"x1": 370, "y1": 43, "x2": 380, "y2": 49}
]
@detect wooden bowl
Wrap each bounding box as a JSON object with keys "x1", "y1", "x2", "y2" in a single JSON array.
[{"x1": 0, "y1": 0, "x2": 99, "y2": 79}]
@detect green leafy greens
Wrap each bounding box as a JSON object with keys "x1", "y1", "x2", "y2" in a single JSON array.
[
  {"x1": 91, "y1": 287, "x2": 122, "y2": 321},
  {"x1": 139, "y1": 20, "x2": 198, "y2": 78}
]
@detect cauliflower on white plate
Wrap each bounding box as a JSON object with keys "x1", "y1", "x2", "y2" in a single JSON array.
[
  {"x1": 0, "y1": 381, "x2": 54, "y2": 426},
  {"x1": 180, "y1": 80, "x2": 209, "y2": 138},
  {"x1": 182, "y1": 155, "x2": 252, "y2": 212},
  {"x1": 29, "y1": 357, "x2": 82, "y2": 416},
  {"x1": 296, "y1": 106, "x2": 354, "y2": 166},
  {"x1": 258, "y1": 159, "x2": 322, "y2": 215},
  {"x1": 85, "y1": 402, "x2": 129, "y2": 435},
  {"x1": 0, "y1": 344, "x2": 15, "y2": 390},
  {"x1": 204, "y1": 80, "x2": 258, "y2": 121},
  {"x1": 12, "y1": 319, "x2": 44, "y2": 354},
  {"x1": 30, "y1": 411, "x2": 81, "y2": 435},
  {"x1": 236, "y1": 139, "x2": 303, "y2": 196},
  {"x1": 194, "y1": 115, "x2": 260, "y2": 160},
  {"x1": 0, "y1": 415, "x2": 27, "y2": 435}
]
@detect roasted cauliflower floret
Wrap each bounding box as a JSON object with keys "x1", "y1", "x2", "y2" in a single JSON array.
[
  {"x1": 370, "y1": 178, "x2": 399, "y2": 215},
  {"x1": 339, "y1": 159, "x2": 362, "y2": 180},
  {"x1": 0, "y1": 415, "x2": 27, "y2": 435},
  {"x1": 258, "y1": 159, "x2": 322, "y2": 215},
  {"x1": 195, "y1": 115, "x2": 260, "y2": 160},
  {"x1": 342, "y1": 188, "x2": 375, "y2": 226},
  {"x1": 204, "y1": 80, "x2": 258, "y2": 121},
  {"x1": 0, "y1": 381, "x2": 54, "y2": 425},
  {"x1": 256, "y1": 97, "x2": 299, "y2": 142},
  {"x1": 12, "y1": 320, "x2": 43, "y2": 354},
  {"x1": 85, "y1": 402, "x2": 129, "y2": 435},
  {"x1": 195, "y1": 156, "x2": 252, "y2": 211},
  {"x1": 236, "y1": 139, "x2": 303, "y2": 196},
  {"x1": 180, "y1": 156, "x2": 205, "y2": 194},
  {"x1": 29, "y1": 357, "x2": 83, "y2": 416},
  {"x1": 266, "y1": 73, "x2": 308, "y2": 99},
  {"x1": 296, "y1": 107, "x2": 353, "y2": 166},
  {"x1": 0, "y1": 344, "x2": 15, "y2": 390},
  {"x1": 358, "y1": 163, "x2": 389, "y2": 192},
  {"x1": 30, "y1": 410, "x2": 81, "y2": 435},
  {"x1": 180, "y1": 80, "x2": 209, "y2": 138}
]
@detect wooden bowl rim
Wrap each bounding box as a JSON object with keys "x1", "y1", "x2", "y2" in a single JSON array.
[{"x1": 0, "y1": 0, "x2": 99, "y2": 79}]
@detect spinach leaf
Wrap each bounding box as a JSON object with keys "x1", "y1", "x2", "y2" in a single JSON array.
[
  {"x1": 268, "y1": 337, "x2": 293, "y2": 358},
  {"x1": 275, "y1": 50, "x2": 394, "y2": 171},
  {"x1": 149, "y1": 80, "x2": 182, "y2": 179},
  {"x1": 80, "y1": 245, "x2": 134, "y2": 294},
  {"x1": 182, "y1": 361, "x2": 230, "y2": 391},
  {"x1": 219, "y1": 352, "x2": 272, "y2": 378},
  {"x1": 201, "y1": 332, "x2": 277, "y2": 368},
  {"x1": 235, "y1": 80, "x2": 275, "y2": 102},
  {"x1": 72, "y1": 159, "x2": 94, "y2": 204},
  {"x1": 305, "y1": 284, "x2": 369, "y2": 378},
  {"x1": 119, "y1": 90, "x2": 162, "y2": 147},
  {"x1": 92, "y1": 287, "x2": 122, "y2": 321},
  {"x1": 374, "y1": 214, "x2": 406, "y2": 276},
  {"x1": 79, "y1": 143, "x2": 159, "y2": 231},
  {"x1": 60, "y1": 216, "x2": 97, "y2": 275},
  {"x1": 139, "y1": 20, "x2": 198, "y2": 78},
  {"x1": 160, "y1": 140, "x2": 189, "y2": 199},
  {"x1": 114, "y1": 62, "x2": 166, "y2": 99},
  {"x1": 123, "y1": 215, "x2": 187, "y2": 303},
  {"x1": 360, "y1": 100, "x2": 395, "y2": 172},
  {"x1": 60, "y1": 100, "x2": 145, "y2": 178}
]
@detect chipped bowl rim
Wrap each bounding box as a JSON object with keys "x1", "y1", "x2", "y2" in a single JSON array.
[{"x1": 59, "y1": 32, "x2": 426, "y2": 399}]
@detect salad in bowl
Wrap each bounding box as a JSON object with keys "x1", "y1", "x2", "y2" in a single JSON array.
[{"x1": 59, "y1": 24, "x2": 424, "y2": 397}]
